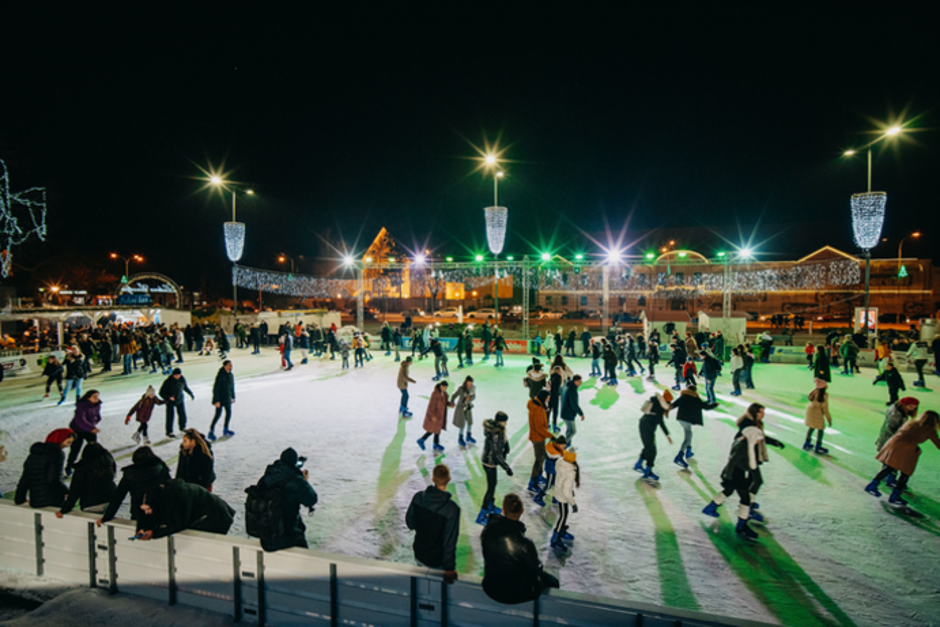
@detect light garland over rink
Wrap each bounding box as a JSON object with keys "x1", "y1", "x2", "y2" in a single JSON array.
[{"x1": 235, "y1": 256, "x2": 861, "y2": 299}]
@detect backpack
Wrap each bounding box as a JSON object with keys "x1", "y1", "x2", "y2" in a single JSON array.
[{"x1": 244, "y1": 478, "x2": 290, "y2": 539}]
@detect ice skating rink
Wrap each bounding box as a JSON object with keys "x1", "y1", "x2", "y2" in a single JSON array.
[{"x1": 2, "y1": 347, "x2": 938, "y2": 627}]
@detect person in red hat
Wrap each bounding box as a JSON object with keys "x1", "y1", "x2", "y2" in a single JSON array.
[
  {"x1": 871, "y1": 397, "x2": 920, "y2": 488},
  {"x1": 865, "y1": 410, "x2": 940, "y2": 505},
  {"x1": 14, "y1": 429, "x2": 75, "y2": 508}
]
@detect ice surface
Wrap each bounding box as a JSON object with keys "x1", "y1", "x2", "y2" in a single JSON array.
[{"x1": 2, "y1": 347, "x2": 938, "y2": 627}]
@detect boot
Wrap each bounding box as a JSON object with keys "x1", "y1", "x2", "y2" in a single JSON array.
[
  {"x1": 432, "y1": 442, "x2": 445, "y2": 452},
  {"x1": 487, "y1": 503, "x2": 502, "y2": 515},
  {"x1": 533, "y1": 492, "x2": 546, "y2": 507},
  {"x1": 475, "y1": 508, "x2": 489, "y2": 525},
  {"x1": 458, "y1": 435, "x2": 467, "y2": 447},
  {"x1": 417, "y1": 438, "x2": 426, "y2": 451},
  {"x1": 702, "y1": 501, "x2": 720, "y2": 518},
  {"x1": 888, "y1": 488, "x2": 908, "y2": 506},
  {"x1": 633, "y1": 457, "x2": 645, "y2": 473},
  {"x1": 560, "y1": 526, "x2": 575, "y2": 541},
  {"x1": 736, "y1": 518, "x2": 758, "y2": 540},
  {"x1": 403, "y1": 410, "x2": 414, "y2": 418},
  {"x1": 536, "y1": 474, "x2": 546, "y2": 485},
  {"x1": 885, "y1": 473, "x2": 897, "y2": 488},
  {"x1": 142, "y1": 436, "x2": 151, "y2": 445},
  {"x1": 749, "y1": 505, "x2": 765, "y2": 523},
  {"x1": 685, "y1": 447, "x2": 694, "y2": 460},
  {"x1": 550, "y1": 531, "x2": 568, "y2": 551},
  {"x1": 527, "y1": 478, "x2": 540, "y2": 493},
  {"x1": 802, "y1": 440, "x2": 814, "y2": 451},
  {"x1": 864, "y1": 480, "x2": 882, "y2": 498},
  {"x1": 466, "y1": 434, "x2": 476, "y2": 444},
  {"x1": 643, "y1": 466, "x2": 660, "y2": 481},
  {"x1": 814, "y1": 444, "x2": 829, "y2": 455},
  {"x1": 131, "y1": 431, "x2": 141, "y2": 444},
  {"x1": 223, "y1": 429, "x2": 235, "y2": 437},
  {"x1": 674, "y1": 452, "x2": 689, "y2": 469}
]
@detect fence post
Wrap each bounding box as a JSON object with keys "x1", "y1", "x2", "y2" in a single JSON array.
[
  {"x1": 410, "y1": 577, "x2": 418, "y2": 627},
  {"x1": 232, "y1": 546, "x2": 242, "y2": 623},
  {"x1": 533, "y1": 595, "x2": 540, "y2": 627},
  {"x1": 87, "y1": 521, "x2": 97, "y2": 588},
  {"x1": 330, "y1": 563, "x2": 338, "y2": 627},
  {"x1": 167, "y1": 535, "x2": 177, "y2": 606},
  {"x1": 256, "y1": 550, "x2": 266, "y2": 627},
  {"x1": 107, "y1": 525, "x2": 117, "y2": 595},
  {"x1": 33, "y1": 513, "x2": 43, "y2": 577}
]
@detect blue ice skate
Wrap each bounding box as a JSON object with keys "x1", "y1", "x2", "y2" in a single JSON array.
[
  {"x1": 736, "y1": 518, "x2": 758, "y2": 540},
  {"x1": 888, "y1": 488, "x2": 908, "y2": 506},
  {"x1": 643, "y1": 466, "x2": 660, "y2": 481},
  {"x1": 702, "y1": 501, "x2": 720, "y2": 518},
  {"x1": 685, "y1": 447, "x2": 694, "y2": 459},
  {"x1": 633, "y1": 457, "x2": 645, "y2": 473},
  {"x1": 207, "y1": 431, "x2": 217, "y2": 442},
  {"x1": 475, "y1": 508, "x2": 489, "y2": 525},
  {"x1": 674, "y1": 453, "x2": 689, "y2": 469},
  {"x1": 864, "y1": 480, "x2": 881, "y2": 498},
  {"x1": 550, "y1": 531, "x2": 568, "y2": 552},
  {"x1": 417, "y1": 439, "x2": 426, "y2": 451},
  {"x1": 458, "y1": 435, "x2": 467, "y2": 447}
]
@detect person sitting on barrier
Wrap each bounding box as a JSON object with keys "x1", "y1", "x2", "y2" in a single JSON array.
[
  {"x1": 97, "y1": 446, "x2": 171, "y2": 527},
  {"x1": 134, "y1": 478, "x2": 235, "y2": 540},
  {"x1": 480, "y1": 493, "x2": 560, "y2": 605},
  {"x1": 248, "y1": 447, "x2": 318, "y2": 552},
  {"x1": 406, "y1": 463, "x2": 460, "y2": 583},
  {"x1": 15, "y1": 428, "x2": 75, "y2": 509},
  {"x1": 56, "y1": 442, "x2": 116, "y2": 518}
]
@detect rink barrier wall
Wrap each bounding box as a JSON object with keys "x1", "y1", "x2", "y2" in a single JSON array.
[{"x1": 0, "y1": 501, "x2": 778, "y2": 627}]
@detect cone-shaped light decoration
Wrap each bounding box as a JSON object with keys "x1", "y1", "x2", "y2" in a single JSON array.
[
  {"x1": 850, "y1": 192, "x2": 886, "y2": 250},
  {"x1": 484, "y1": 206, "x2": 508, "y2": 255},
  {"x1": 224, "y1": 221, "x2": 246, "y2": 262}
]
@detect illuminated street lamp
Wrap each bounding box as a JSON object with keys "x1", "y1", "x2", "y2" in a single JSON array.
[
  {"x1": 897, "y1": 231, "x2": 921, "y2": 272},
  {"x1": 210, "y1": 175, "x2": 255, "y2": 312},
  {"x1": 277, "y1": 253, "x2": 296, "y2": 274},
  {"x1": 482, "y1": 153, "x2": 507, "y2": 323},
  {"x1": 110, "y1": 252, "x2": 144, "y2": 280}
]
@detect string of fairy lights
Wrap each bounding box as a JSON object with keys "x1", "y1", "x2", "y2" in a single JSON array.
[
  {"x1": 0, "y1": 159, "x2": 48, "y2": 278},
  {"x1": 234, "y1": 257, "x2": 862, "y2": 299}
]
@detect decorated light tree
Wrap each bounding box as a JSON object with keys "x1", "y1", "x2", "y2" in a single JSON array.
[{"x1": 0, "y1": 159, "x2": 47, "y2": 278}]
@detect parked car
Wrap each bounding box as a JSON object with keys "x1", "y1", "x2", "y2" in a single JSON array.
[
  {"x1": 538, "y1": 310, "x2": 565, "y2": 319},
  {"x1": 562, "y1": 310, "x2": 588, "y2": 320},
  {"x1": 401, "y1": 308, "x2": 426, "y2": 318},
  {"x1": 433, "y1": 307, "x2": 461, "y2": 318},
  {"x1": 468, "y1": 308, "x2": 497, "y2": 319}
]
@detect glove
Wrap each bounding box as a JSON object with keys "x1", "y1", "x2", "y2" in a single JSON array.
[
  {"x1": 125, "y1": 416, "x2": 131, "y2": 425},
  {"x1": 775, "y1": 441, "x2": 786, "y2": 450},
  {"x1": 572, "y1": 505, "x2": 579, "y2": 514},
  {"x1": 506, "y1": 467, "x2": 514, "y2": 477}
]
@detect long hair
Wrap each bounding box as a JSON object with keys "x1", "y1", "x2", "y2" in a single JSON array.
[
  {"x1": 462, "y1": 376, "x2": 474, "y2": 391},
  {"x1": 182, "y1": 429, "x2": 213, "y2": 459},
  {"x1": 573, "y1": 460, "x2": 581, "y2": 488},
  {"x1": 810, "y1": 387, "x2": 827, "y2": 403},
  {"x1": 916, "y1": 410, "x2": 939, "y2": 431},
  {"x1": 737, "y1": 403, "x2": 765, "y2": 427},
  {"x1": 79, "y1": 389, "x2": 100, "y2": 403},
  {"x1": 131, "y1": 446, "x2": 162, "y2": 466},
  {"x1": 551, "y1": 354, "x2": 565, "y2": 369},
  {"x1": 80, "y1": 443, "x2": 116, "y2": 479},
  {"x1": 434, "y1": 380, "x2": 449, "y2": 394}
]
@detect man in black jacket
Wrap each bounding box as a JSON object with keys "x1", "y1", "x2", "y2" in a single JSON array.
[
  {"x1": 135, "y1": 478, "x2": 235, "y2": 540},
  {"x1": 159, "y1": 368, "x2": 195, "y2": 438},
  {"x1": 406, "y1": 464, "x2": 460, "y2": 583},
  {"x1": 15, "y1": 429, "x2": 75, "y2": 508},
  {"x1": 481, "y1": 493, "x2": 559, "y2": 604},
  {"x1": 256, "y1": 448, "x2": 318, "y2": 551},
  {"x1": 209, "y1": 360, "x2": 236, "y2": 441}
]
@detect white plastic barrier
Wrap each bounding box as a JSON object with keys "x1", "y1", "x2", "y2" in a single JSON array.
[{"x1": 0, "y1": 500, "x2": 774, "y2": 627}]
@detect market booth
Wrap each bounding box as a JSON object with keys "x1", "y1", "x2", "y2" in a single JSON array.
[
  {"x1": 640, "y1": 310, "x2": 691, "y2": 341},
  {"x1": 697, "y1": 310, "x2": 749, "y2": 347}
]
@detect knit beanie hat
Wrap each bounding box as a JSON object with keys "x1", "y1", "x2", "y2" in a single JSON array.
[
  {"x1": 172, "y1": 368, "x2": 182, "y2": 375},
  {"x1": 46, "y1": 428, "x2": 75, "y2": 445},
  {"x1": 899, "y1": 397, "x2": 920, "y2": 407},
  {"x1": 662, "y1": 389, "x2": 674, "y2": 404},
  {"x1": 280, "y1": 447, "x2": 299, "y2": 466},
  {"x1": 145, "y1": 385, "x2": 156, "y2": 397}
]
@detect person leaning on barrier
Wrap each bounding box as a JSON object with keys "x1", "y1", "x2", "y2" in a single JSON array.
[
  {"x1": 15, "y1": 429, "x2": 75, "y2": 509},
  {"x1": 135, "y1": 478, "x2": 235, "y2": 540},
  {"x1": 481, "y1": 493, "x2": 560, "y2": 605},
  {"x1": 406, "y1": 463, "x2": 460, "y2": 583}
]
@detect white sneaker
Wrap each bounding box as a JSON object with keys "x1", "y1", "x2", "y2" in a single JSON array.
[
  {"x1": 142, "y1": 437, "x2": 151, "y2": 445},
  {"x1": 131, "y1": 431, "x2": 141, "y2": 444}
]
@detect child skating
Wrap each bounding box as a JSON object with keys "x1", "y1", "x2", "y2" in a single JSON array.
[
  {"x1": 476, "y1": 411, "x2": 513, "y2": 524},
  {"x1": 550, "y1": 436, "x2": 579, "y2": 552},
  {"x1": 873, "y1": 362, "x2": 905, "y2": 405},
  {"x1": 125, "y1": 385, "x2": 164, "y2": 445},
  {"x1": 803, "y1": 378, "x2": 832, "y2": 454}
]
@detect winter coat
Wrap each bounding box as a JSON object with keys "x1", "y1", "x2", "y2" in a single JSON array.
[
  {"x1": 176, "y1": 446, "x2": 216, "y2": 489},
  {"x1": 720, "y1": 425, "x2": 765, "y2": 490},
  {"x1": 874, "y1": 368, "x2": 905, "y2": 391},
  {"x1": 527, "y1": 399, "x2": 553, "y2": 442},
  {"x1": 729, "y1": 354, "x2": 744, "y2": 372},
  {"x1": 63, "y1": 354, "x2": 86, "y2": 380},
  {"x1": 813, "y1": 350, "x2": 831, "y2": 382},
  {"x1": 565, "y1": 331, "x2": 576, "y2": 348},
  {"x1": 451, "y1": 385, "x2": 475, "y2": 429},
  {"x1": 128, "y1": 395, "x2": 164, "y2": 424},
  {"x1": 257, "y1": 460, "x2": 318, "y2": 552},
  {"x1": 43, "y1": 362, "x2": 64, "y2": 379},
  {"x1": 876, "y1": 404, "x2": 911, "y2": 451},
  {"x1": 212, "y1": 368, "x2": 236, "y2": 404},
  {"x1": 603, "y1": 347, "x2": 618, "y2": 368},
  {"x1": 840, "y1": 341, "x2": 859, "y2": 360},
  {"x1": 481, "y1": 515, "x2": 549, "y2": 605},
  {"x1": 640, "y1": 395, "x2": 670, "y2": 437},
  {"x1": 119, "y1": 336, "x2": 138, "y2": 356},
  {"x1": 60, "y1": 457, "x2": 116, "y2": 514},
  {"x1": 406, "y1": 486, "x2": 460, "y2": 571},
  {"x1": 559, "y1": 380, "x2": 583, "y2": 421},
  {"x1": 14, "y1": 442, "x2": 69, "y2": 508},
  {"x1": 548, "y1": 370, "x2": 563, "y2": 407},
  {"x1": 701, "y1": 354, "x2": 721, "y2": 379},
  {"x1": 397, "y1": 363, "x2": 415, "y2": 390},
  {"x1": 136, "y1": 479, "x2": 234, "y2": 538},
  {"x1": 804, "y1": 389, "x2": 832, "y2": 430},
  {"x1": 481, "y1": 419, "x2": 511, "y2": 471},
  {"x1": 159, "y1": 375, "x2": 194, "y2": 406},
  {"x1": 671, "y1": 389, "x2": 717, "y2": 426},
  {"x1": 525, "y1": 369, "x2": 547, "y2": 399},
  {"x1": 102, "y1": 458, "x2": 172, "y2": 522},
  {"x1": 422, "y1": 388, "x2": 450, "y2": 435},
  {"x1": 553, "y1": 454, "x2": 578, "y2": 506},
  {"x1": 70, "y1": 400, "x2": 102, "y2": 434},
  {"x1": 875, "y1": 420, "x2": 940, "y2": 477},
  {"x1": 906, "y1": 342, "x2": 929, "y2": 362}
]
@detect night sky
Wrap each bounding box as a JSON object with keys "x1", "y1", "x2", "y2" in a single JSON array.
[{"x1": 2, "y1": 7, "x2": 936, "y2": 295}]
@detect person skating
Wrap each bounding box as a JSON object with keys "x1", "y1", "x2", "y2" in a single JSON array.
[
  {"x1": 525, "y1": 360, "x2": 548, "y2": 400},
  {"x1": 873, "y1": 362, "x2": 906, "y2": 405},
  {"x1": 476, "y1": 411, "x2": 513, "y2": 524},
  {"x1": 455, "y1": 331, "x2": 466, "y2": 368},
  {"x1": 560, "y1": 375, "x2": 586, "y2": 443},
  {"x1": 56, "y1": 443, "x2": 116, "y2": 517},
  {"x1": 134, "y1": 478, "x2": 235, "y2": 540},
  {"x1": 526, "y1": 390, "x2": 553, "y2": 500},
  {"x1": 550, "y1": 437, "x2": 579, "y2": 552},
  {"x1": 671, "y1": 384, "x2": 717, "y2": 468},
  {"x1": 392, "y1": 326, "x2": 402, "y2": 362},
  {"x1": 634, "y1": 389, "x2": 674, "y2": 480},
  {"x1": 864, "y1": 410, "x2": 940, "y2": 506},
  {"x1": 839, "y1": 336, "x2": 859, "y2": 375},
  {"x1": 353, "y1": 333, "x2": 366, "y2": 368},
  {"x1": 589, "y1": 339, "x2": 601, "y2": 377},
  {"x1": 804, "y1": 342, "x2": 815, "y2": 370},
  {"x1": 208, "y1": 360, "x2": 236, "y2": 441},
  {"x1": 666, "y1": 342, "x2": 687, "y2": 391},
  {"x1": 602, "y1": 341, "x2": 619, "y2": 385},
  {"x1": 249, "y1": 447, "x2": 318, "y2": 551},
  {"x1": 57, "y1": 348, "x2": 86, "y2": 405},
  {"x1": 159, "y1": 368, "x2": 195, "y2": 438},
  {"x1": 565, "y1": 329, "x2": 576, "y2": 357},
  {"x1": 99, "y1": 336, "x2": 113, "y2": 372},
  {"x1": 873, "y1": 397, "x2": 920, "y2": 488},
  {"x1": 742, "y1": 344, "x2": 756, "y2": 389},
  {"x1": 580, "y1": 327, "x2": 592, "y2": 358},
  {"x1": 42, "y1": 355, "x2": 64, "y2": 399},
  {"x1": 280, "y1": 330, "x2": 294, "y2": 370},
  {"x1": 493, "y1": 330, "x2": 507, "y2": 367},
  {"x1": 176, "y1": 429, "x2": 215, "y2": 490},
  {"x1": 729, "y1": 347, "x2": 744, "y2": 396},
  {"x1": 249, "y1": 324, "x2": 262, "y2": 354},
  {"x1": 907, "y1": 340, "x2": 930, "y2": 387},
  {"x1": 451, "y1": 376, "x2": 476, "y2": 446},
  {"x1": 481, "y1": 322, "x2": 492, "y2": 362},
  {"x1": 66, "y1": 389, "x2": 103, "y2": 475},
  {"x1": 700, "y1": 349, "x2": 721, "y2": 403},
  {"x1": 381, "y1": 322, "x2": 393, "y2": 355},
  {"x1": 340, "y1": 339, "x2": 350, "y2": 368},
  {"x1": 398, "y1": 357, "x2": 416, "y2": 417},
  {"x1": 646, "y1": 341, "x2": 660, "y2": 381},
  {"x1": 803, "y1": 378, "x2": 833, "y2": 454},
  {"x1": 422, "y1": 337, "x2": 449, "y2": 381},
  {"x1": 125, "y1": 385, "x2": 164, "y2": 445},
  {"x1": 14, "y1": 429, "x2": 75, "y2": 509},
  {"x1": 812, "y1": 344, "x2": 831, "y2": 383},
  {"x1": 625, "y1": 335, "x2": 645, "y2": 376},
  {"x1": 480, "y1": 494, "x2": 559, "y2": 604},
  {"x1": 547, "y1": 356, "x2": 572, "y2": 432},
  {"x1": 463, "y1": 328, "x2": 473, "y2": 365},
  {"x1": 418, "y1": 381, "x2": 453, "y2": 452},
  {"x1": 406, "y1": 463, "x2": 460, "y2": 583}
]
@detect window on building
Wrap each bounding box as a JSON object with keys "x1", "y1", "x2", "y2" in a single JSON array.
[
  {"x1": 693, "y1": 272, "x2": 702, "y2": 285},
  {"x1": 618, "y1": 295, "x2": 626, "y2": 305},
  {"x1": 676, "y1": 272, "x2": 685, "y2": 285},
  {"x1": 561, "y1": 295, "x2": 569, "y2": 306},
  {"x1": 580, "y1": 296, "x2": 588, "y2": 307},
  {"x1": 546, "y1": 295, "x2": 553, "y2": 305}
]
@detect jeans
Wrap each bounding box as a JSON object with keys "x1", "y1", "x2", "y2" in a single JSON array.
[
  {"x1": 61, "y1": 378, "x2": 82, "y2": 403},
  {"x1": 400, "y1": 389, "x2": 410, "y2": 412},
  {"x1": 495, "y1": 349, "x2": 503, "y2": 367},
  {"x1": 123, "y1": 354, "x2": 132, "y2": 374},
  {"x1": 434, "y1": 354, "x2": 444, "y2": 376},
  {"x1": 284, "y1": 350, "x2": 293, "y2": 369},
  {"x1": 355, "y1": 348, "x2": 365, "y2": 367},
  {"x1": 732, "y1": 369, "x2": 741, "y2": 393},
  {"x1": 705, "y1": 377, "x2": 716, "y2": 403},
  {"x1": 591, "y1": 358, "x2": 600, "y2": 376},
  {"x1": 678, "y1": 419, "x2": 693, "y2": 451},
  {"x1": 210, "y1": 401, "x2": 232, "y2": 433},
  {"x1": 563, "y1": 418, "x2": 577, "y2": 443}
]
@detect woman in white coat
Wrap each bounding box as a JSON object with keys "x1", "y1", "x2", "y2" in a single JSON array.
[
  {"x1": 451, "y1": 376, "x2": 476, "y2": 447},
  {"x1": 550, "y1": 435, "x2": 579, "y2": 553}
]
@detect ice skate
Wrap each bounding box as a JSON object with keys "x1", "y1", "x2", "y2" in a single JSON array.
[
  {"x1": 532, "y1": 492, "x2": 546, "y2": 507},
  {"x1": 166, "y1": 432, "x2": 177, "y2": 438},
  {"x1": 633, "y1": 457, "x2": 645, "y2": 473},
  {"x1": 466, "y1": 434, "x2": 476, "y2": 444},
  {"x1": 814, "y1": 444, "x2": 829, "y2": 455},
  {"x1": 646, "y1": 375, "x2": 655, "y2": 381},
  {"x1": 864, "y1": 480, "x2": 882, "y2": 498},
  {"x1": 417, "y1": 438, "x2": 426, "y2": 451},
  {"x1": 560, "y1": 527, "x2": 575, "y2": 541},
  {"x1": 674, "y1": 452, "x2": 689, "y2": 469},
  {"x1": 131, "y1": 431, "x2": 141, "y2": 444},
  {"x1": 885, "y1": 473, "x2": 897, "y2": 488},
  {"x1": 748, "y1": 505, "x2": 765, "y2": 523},
  {"x1": 685, "y1": 447, "x2": 694, "y2": 459},
  {"x1": 43, "y1": 393, "x2": 49, "y2": 399},
  {"x1": 486, "y1": 503, "x2": 502, "y2": 515},
  {"x1": 550, "y1": 531, "x2": 569, "y2": 552},
  {"x1": 802, "y1": 441, "x2": 813, "y2": 451},
  {"x1": 207, "y1": 431, "x2": 217, "y2": 441},
  {"x1": 642, "y1": 466, "x2": 660, "y2": 481},
  {"x1": 475, "y1": 508, "x2": 489, "y2": 525},
  {"x1": 432, "y1": 443, "x2": 445, "y2": 452},
  {"x1": 458, "y1": 434, "x2": 467, "y2": 447},
  {"x1": 702, "y1": 501, "x2": 720, "y2": 518},
  {"x1": 142, "y1": 436, "x2": 151, "y2": 445},
  {"x1": 888, "y1": 488, "x2": 908, "y2": 506},
  {"x1": 527, "y1": 478, "x2": 540, "y2": 493},
  {"x1": 536, "y1": 474, "x2": 546, "y2": 485},
  {"x1": 403, "y1": 410, "x2": 414, "y2": 418},
  {"x1": 735, "y1": 518, "x2": 758, "y2": 540},
  {"x1": 223, "y1": 429, "x2": 235, "y2": 437}
]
